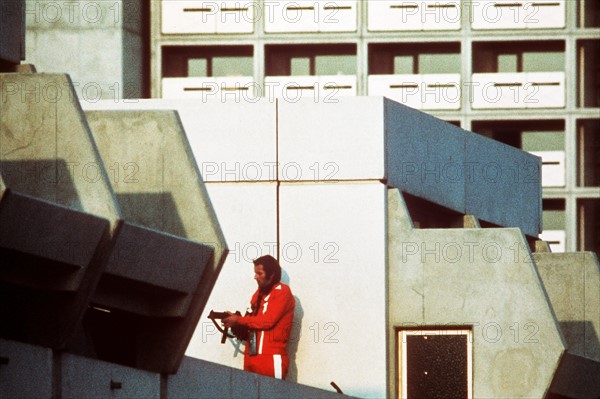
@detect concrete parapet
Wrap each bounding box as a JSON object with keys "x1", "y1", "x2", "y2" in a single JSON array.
[
  {"x1": 83, "y1": 110, "x2": 228, "y2": 374},
  {"x1": 0, "y1": 73, "x2": 117, "y2": 348},
  {"x1": 387, "y1": 188, "x2": 564, "y2": 398},
  {"x1": 0, "y1": 338, "x2": 53, "y2": 399}
]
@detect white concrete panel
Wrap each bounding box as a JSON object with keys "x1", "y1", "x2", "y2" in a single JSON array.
[
  {"x1": 278, "y1": 182, "x2": 387, "y2": 398},
  {"x1": 186, "y1": 183, "x2": 278, "y2": 370},
  {"x1": 0, "y1": 339, "x2": 52, "y2": 399},
  {"x1": 217, "y1": 1, "x2": 255, "y2": 33},
  {"x1": 319, "y1": 1, "x2": 357, "y2": 32},
  {"x1": 80, "y1": 99, "x2": 277, "y2": 182},
  {"x1": 525, "y1": 0, "x2": 566, "y2": 29},
  {"x1": 421, "y1": 1, "x2": 461, "y2": 30},
  {"x1": 526, "y1": 72, "x2": 565, "y2": 108},
  {"x1": 318, "y1": 75, "x2": 357, "y2": 98},
  {"x1": 367, "y1": 0, "x2": 422, "y2": 31},
  {"x1": 162, "y1": 77, "x2": 257, "y2": 100},
  {"x1": 420, "y1": 74, "x2": 462, "y2": 110},
  {"x1": 530, "y1": 151, "x2": 566, "y2": 187},
  {"x1": 278, "y1": 97, "x2": 385, "y2": 181},
  {"x1": 471, "y1": 73, "x2": 528, "y2": 109},
  {"x1": 540, "y1": 230, "x2": 566, "y2": 253},
  {"x1": 161, "y1": 1, "x2": 217, "y2": 33},
  {"x1": 265, "y1": 1, "x2": 319, "y2": 33},
  {"x1": 471, "y1": 0, "x2": 527, "y2": 30},
  {"x1": 368, "y1": 75, "x2": 423, "y2": 110},
  {"x1": 265, "y1": 76, "x2": 319, "y2": 101}
]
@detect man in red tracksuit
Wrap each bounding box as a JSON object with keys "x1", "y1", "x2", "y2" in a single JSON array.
[{"x1": 223, "y1": 255, "x2": 296, "y2": 379}]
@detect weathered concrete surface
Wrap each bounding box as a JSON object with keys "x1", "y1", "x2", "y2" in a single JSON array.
[
  {"x1": 84, "y1": 110, "x2": 228, "y2": 374},
  {"x1": 24, "y1": 0, "x2": 144, "y2": 99},
  {"x1": 534, "y1": 252, "x2": 600, "y2": 361},
  {"x1": 0, "y1": 73, "x2": 117, "y2": 348},
  {"x1": 387, "y1": 188, "x2": 565, "y2": 398}
]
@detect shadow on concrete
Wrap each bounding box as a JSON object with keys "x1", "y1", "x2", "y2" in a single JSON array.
[
  {"x1": 116, "y1": 192, "x2": 187, "y2": 238},
  {"x1": 281, "y1": 269, "x2": 303, "y2": 383},
  {"x1": 559, "y1": 320, "x2": 600, "y2": 359},
  {"x1": 1, "y1": 159, "x2": 83, "y2": 210}
]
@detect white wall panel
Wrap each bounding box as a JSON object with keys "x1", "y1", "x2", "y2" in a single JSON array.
[
  {"x1": 540, "y1": 230, "x2": 566, "y2": 253},
  {"x1": 472, "y1": 73, "x2": 529, "y2": 109},
  {"x1": 162, "y1": 77, "x2": 257, "y2": 100},
  {"x1": 369, "y1": 74, "x2": 461, "y2": 110},
  {"x1": 265, "y1": 1, "x2": 318, "y2": 32},
  {"x1": 530, "y1": 151, "x2": 566, "y2": 187},
  {"x1": 80, "y1": 99, "x2": 277, "y2": 183},
  {"x1": 216, "y1": 1, "x2": 254, "y2": 33},
  {"x1": 526, "y1": 72, "x2": 565, "y2": 108},
  {"x1": 279, "y1": 182, "x2": 387, "y2": 398},
  {"x1": 278, "y1": 97, "x2": 385, "y2": 181},
  {"x1": 526, "y1": 1, "x2": 565, "y2": 29},
  {"x1": 368, "y1": 0, "x2": 421, "y2": 31},
  {"x1": 421, "y1": 1, "x2": 461, "y2": 30},
  {"x1": 265, "y1": 76, "x2": 319, "y2": 100},
  {"x1": 187, "y1": 183, "x2": 278, "y2": 370},
  {"x1": 318, "y1": 1, "x2": 357, "y2": 32},
  {"x1": 162, "y1": 1, "x2": 218, "y2": 34},
  {"x1": 472, "y1": 0, "x2": 565, "y2": 29}
]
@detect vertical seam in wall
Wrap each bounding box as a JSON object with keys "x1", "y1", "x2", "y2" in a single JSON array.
[
  {"x1": 276, "y1": 98, "x2": 280, "y2": 259},
  {"x1": 55, "y1": 100, "x2": 59, "y2": 205},
  {"x1": 160, "y1": 373, "x2": 168, "y2": 399}
]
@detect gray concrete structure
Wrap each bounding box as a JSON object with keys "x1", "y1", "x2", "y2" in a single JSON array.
[
  {"x1": 24, "y1": 0, "x2": 144, "y2": 99},
  {"x1": 387, "y1": 188, "x2": 566, "y2": 398},
  {"x1": 0, "y1": 73, "x2": 118, "y2": 349},
  {"x1": 0, "y1": 338, "x2": 350, "y2": 399},
  {"x1": 83, "y1": 110, "x2": 228, "y2": 373}
]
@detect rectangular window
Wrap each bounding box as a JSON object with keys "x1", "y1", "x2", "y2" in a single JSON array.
[
  {"x1": 212, "y1": 56, "x2": 253, "y2": 77},
  {"x1": 398, "y1": 329, "x2": 472, "y2": 399},
  {"x1": 187, "y1": 59, "x2": 208, "y2": 77},
  {"x1": 394, "y1": 56, "x2": 414, "y2": 74},
  {"x1": 418, "y1": 53, "x2": 461, "y2": 74},
  {"x1": 314, "y1": 55, "x2": 356, "y2": 75}
]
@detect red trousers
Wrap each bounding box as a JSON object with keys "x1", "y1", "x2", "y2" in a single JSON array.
[{"x1": 244, "y1": 354, "x2": 289, "y2": 379}]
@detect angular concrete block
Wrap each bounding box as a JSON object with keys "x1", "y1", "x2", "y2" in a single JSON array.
[
  {"x1": 384, "y1": 99, "x2": 466, "y2": 213},
  {"x1": 81, "y1": 99, "x2": 277, "y2": 182},
  {"x1": 0, "y1": 73, "x2": 118, "y2": 348},
  {"x1": 387, "y1": 189, "x2": 565, "y2": 399},
  {"x1": 187, "y1": 182, "x2": 277, "y2": 370},
  {"x1": 548, "y1": 353, "x2": 600, "y2": 399},
  {"x1": 465, "y1": 132, "x2": 542, "y2": 237},
  {"x1": 84, "y1": 110, "x2": 228, "y2": 373},
  {"x1": 0, "y1": 339, "x2": 52, "y2": 399},
  {"x1": 62, "y1": 353, "x2": 160, "y2": 399},
  {"x1": 278, "y1": 182, "x2": 387, "y2": 398}
]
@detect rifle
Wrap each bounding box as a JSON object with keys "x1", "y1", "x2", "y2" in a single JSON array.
[{"x1": 208, "y1": 310, "x2": 249, "y2": 344}]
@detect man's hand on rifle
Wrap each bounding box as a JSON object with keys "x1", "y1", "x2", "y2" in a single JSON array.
[{"x1": 222, "y1": 311, "x2": 240, "y2": 329}]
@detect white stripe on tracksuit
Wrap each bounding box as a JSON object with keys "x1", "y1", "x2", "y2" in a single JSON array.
[{"x1": 273, "y1": 354, "x2": 282, "y2": 379}]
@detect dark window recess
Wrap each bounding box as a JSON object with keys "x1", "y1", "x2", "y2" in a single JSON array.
[
  {"x1": 579, "y1": 0, "x2": 600, "y2": 27},
  {"x1": 162, "y1": 46, "x2": 253, "y2": 78},
  {"x1": 472, "y1": 41, "x2": 565, "y2": 73},
  {"x1": 406, "y1": 334, "x2": 468, "y2": 399},
  {"x1": 578, "y1": 199, "x2": 600, "y2": 255},
  {"x1": 577, "y1": 40, "x2": 600, "y2": 108},
  {"x1": 577, "y1": 119, "x2": 600, "y2": 187},
  {"x1": 368, "y1": 42, "x2": 461, "y2": 75},
  {"x1": 403, "y1": 192, "x2": 465, "y2": 229},
  {"x1": 265, "y1": 44, "x2": 356, "y2": 76},
  {"x1": 471, "y1": 120, "x2": 565, "y2": 150}
]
